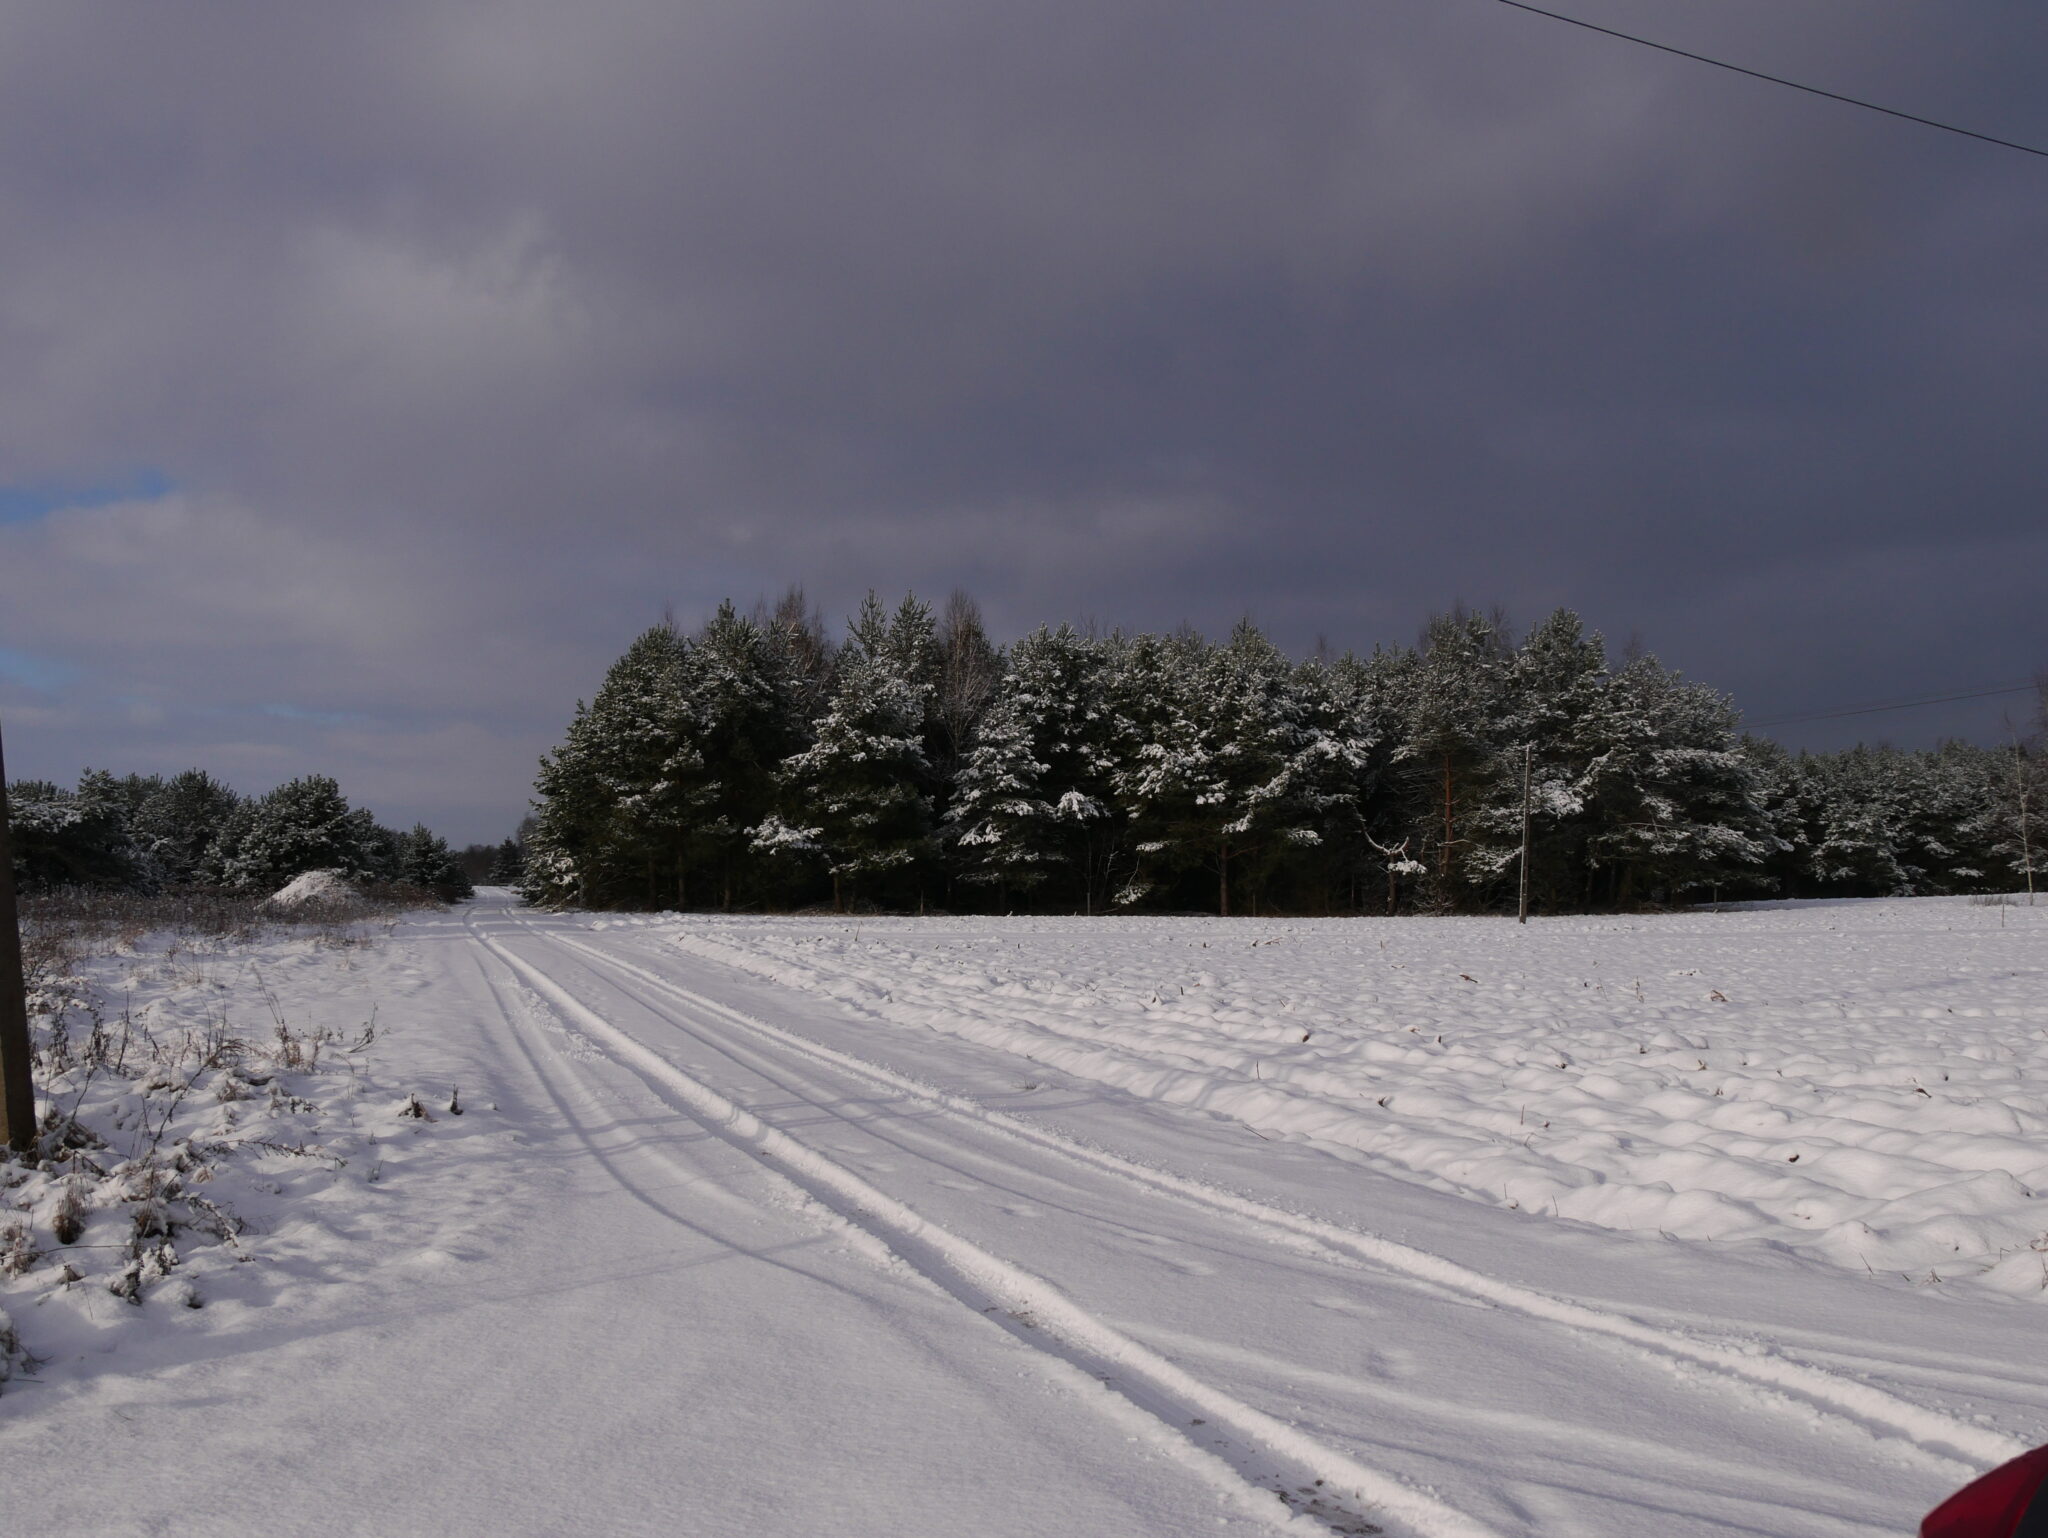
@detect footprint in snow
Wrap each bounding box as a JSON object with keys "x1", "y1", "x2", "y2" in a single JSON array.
[{"x1": 1367, "y1": 1346, "x2": 1420, "y2": 1380}]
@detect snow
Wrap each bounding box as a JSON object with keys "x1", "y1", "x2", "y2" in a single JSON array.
[
  {"x1": 263, "y1": 867, "x2": 361, "y2": 909},
  {"x1": 656, "y1": 898, "x2": 2048, "y2": 1298},
  {"x1": 1, "y1": 891, "x2": 2042, "y2": 1536}
]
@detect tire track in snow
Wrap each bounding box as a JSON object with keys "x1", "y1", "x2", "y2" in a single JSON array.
[
  {"x1": 546, "y1": 922, "x2": 2031, "y2": 1475},
  {"x1": 473, "y1": 917, "x2": 1501, "y2": 1538}
]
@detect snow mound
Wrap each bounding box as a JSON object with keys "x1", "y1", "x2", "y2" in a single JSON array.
[{"x1": 265, "y1": 869, "x2": 362, "y2": 910}]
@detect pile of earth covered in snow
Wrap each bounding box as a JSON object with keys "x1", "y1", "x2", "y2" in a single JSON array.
[
  {"x1": 644, "y1": 896, "x2": 2048, "y2": 1298},
  {"x1": 263, "y1": 868, "x2": 364, "y2": 911}
]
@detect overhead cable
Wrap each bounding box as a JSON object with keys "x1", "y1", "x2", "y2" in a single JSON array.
[
  {"x1": 1749, "y1": 681, "x2": 2038, "y2": 729},
  {"x1": 1488, "y1": 0, "x2": 2048, "y2": 160}
]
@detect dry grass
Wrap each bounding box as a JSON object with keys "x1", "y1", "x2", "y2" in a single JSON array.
[
  {"x1": 0, "y1": 881, "x2": 442, "y2": 1336},
  {"x1": 18, "y1": 883, "x2": 441, "y2": 995}
]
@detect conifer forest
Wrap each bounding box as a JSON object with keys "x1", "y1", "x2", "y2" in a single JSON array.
[
  {"x1": 520, "y1": 591, "x2": 2047, "y2": 917},
  {"x1": 5, "y1": 768, "x2": 474, "y2": 901}
]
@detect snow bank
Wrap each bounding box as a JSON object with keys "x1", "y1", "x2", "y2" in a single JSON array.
[
  {"x1": 653, "y1": 897, "x2": 2048, "y2": 1298},
  {"x1": 264, "y1": 868, "x2": 361, "y2": 910}
]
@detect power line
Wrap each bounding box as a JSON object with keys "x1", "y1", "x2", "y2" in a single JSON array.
[
  {"x1": 1487, "y1": 0, "x2": 2048, "y2": 160},
  {"x1": 1749, "y1": 681, "x2": 2039, "y2": 730}
]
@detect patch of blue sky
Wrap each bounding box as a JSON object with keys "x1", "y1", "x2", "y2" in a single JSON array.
[
  {"x1": 0, "y1": 468, "x2": 176, "y2": 524},
  {"x1": 259, "y1": 703, "x2": 372, "y2": 728},
  {"x1": 0, "y1": 648, "x2": 76, "y2": 691}
]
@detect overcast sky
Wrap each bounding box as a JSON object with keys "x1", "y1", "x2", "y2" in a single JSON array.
[{"x1": 1, "y1": 0, "x2": 2043, "y2": 844}]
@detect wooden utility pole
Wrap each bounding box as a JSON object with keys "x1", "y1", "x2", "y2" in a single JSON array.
[
  {"x1": 1517, "y1": 743, "x2": 1533, "y2": 926},
  {"x1": 0, "y1": 715, "x2": 38, "y2": 1153}
]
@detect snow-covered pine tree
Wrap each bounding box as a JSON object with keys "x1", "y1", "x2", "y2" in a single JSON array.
[
  {"x1": 133, "y1": 769, "x2": 241, "y2": 888},
  {"x1": 1963, "y1": 735, "x2": 2046, "y2": 901},
  {"x1": 947, "y1": 623, "x2": 1114, "y2": 907},
  {"x1": 521, "y1": 624, "x2": 704, "y2": 909},
  {"x1": 398, "y1": 824, "x2": 474, "y2": 901},
  {"x1": 523, "y1": 707, "x2": 601, "y2": 908},
  {"x1": 1277, "y1": 652, "x2": 1385, "y2": 912},
  {"x1": 1390, "y1": 609, "x2": 1512, "y2": 909},
  {"x1": 591, "y1": 624, "x2": 709, "y2": 907},
  {"x1": 1100, "y1": 629, "x2": 1199, "y2": 909},
  {"x1": 758, "y1": 585, "x2": 837, "y2": 727},
  {"x1": 1462, "y1": 611, "x2": 1610, "y2": 913},
  {"x1": 931, "y1": 591, "x2": 1003, "y2": 794},
  {"x1": 487, "y1": 837, "x2": 526, "y2": 886},
  {"x1": 1892, "y1": 743, "x2": 1999, "y2": 895},
  {"x1": 353, "y1": 813, "x2": 405, "y2": 885},
  {"x1": 682, "y1": 601, "x2": 807, "y2": 909},
  {"x1": 1575, "y1": 655, "x2": 1771, "y2": 905},
  {"x1": 1317, "y1": 647, "x2": 1419, "y2": 912},
  {"x1": 5, "y1": 779, "x2": 98, "y2": 889},
  {"x1": 1736, "y1": 738, "x2": 1814, "y2": 899},
  {"x1": 1110, "y1": 621, "x2": 1348, "y2": 916},
  {"x1": 1792, "y1": 747, "x2": 1900, "y2": 895},
  {"x1": 223, "y1": 775, "x2": 378, "y2": 891},
  {"x1": 759, "y1": 593, "x2": 935, "y2": 910}
]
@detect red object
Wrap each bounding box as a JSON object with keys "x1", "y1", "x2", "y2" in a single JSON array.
[{"x1": 1923, "y1": 1446, "x2": 2048, "y2": 1538}]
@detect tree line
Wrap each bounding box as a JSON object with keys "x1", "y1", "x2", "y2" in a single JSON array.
[
  {"x1": 5, "y1": 768, "x2": 475, "y2": 901},
  {"x1": 522, "y1": 591, "x2": 2046, "y2": 915}
]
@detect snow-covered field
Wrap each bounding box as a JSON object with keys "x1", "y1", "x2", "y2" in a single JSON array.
[
  {"x1": 659, "y1": 898, "x2": 2048, "y2": 1297},
  {"x1": 1, "y1": 893, "x2": 2042, "y2": 1537}
]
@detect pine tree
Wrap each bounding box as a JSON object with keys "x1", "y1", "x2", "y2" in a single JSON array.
[
  {"x1": 398, "y1": 824, "x2": 474, "y2": 900},
  {"x1": 522, "y1": 625, "x2": 701, "y2": 908},
  {"x1": 760, "y1": 594, "x2": 934, "y2": 910},
  {"x1": 525, "y1": 700, "x2": 606, "y2": 907},
  {"x1": 133, "y1": 769, "x2": 241, "y2": 887},
  {"x1": 1101, "y1": 629, "x2": 1201, "y2": 909},
  {"x1": 1575, "y1": 656, "x2": 1771, "y2": 904},
  {"x1": 1738, "y1": 738, "x2": 1814, "y2": 899},
  {"x1": 948, "y1": 624, "x2": 1114, "y2": 907},
  {"x1": 1463, "y1": 611, "x2": 1610, "y2": 912},
  {"x1": 1964, "y1": 736, "x2": 2046, "y2": 900},
  {"x1": 4, "y1": 778, "x2": 127, "y2": 890},
  {"x1": 1280, "y1": 653, "x2": 1386, "y2": 913},
  {"x1": 488, "y1": 838, "x2": 526, "y2": 886},
  {"x1": 931, "y1": 590, "x2": 1003, "y2": 794},
  {"x1": 1321, "y1": 648, "x2": 1417, "y2": 912},
  {"x1": 1110, "y1": 622, "x2": 1352, "y2": 915},
  {"x1": 224, "y1": 775, "x2": 376, "y2": 891},
  {"x1": 587, "y1": 625, "x2": 705, "y2": 907},
  {"x1": 682, "y1": 602, "x2": 807, "y2": 909},
  {"x1": 758, "y1": 585, "x2": 837, "y2": 726},
  {"x1": 1391, "y1": 610, "x2": 1511, "y2": 909}
]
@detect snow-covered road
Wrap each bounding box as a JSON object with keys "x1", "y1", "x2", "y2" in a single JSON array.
[{"x1": 5, "y1": 893, "x2": 2042, "y2": 1536}]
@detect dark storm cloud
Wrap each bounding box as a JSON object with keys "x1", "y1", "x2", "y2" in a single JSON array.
[{"x1": 1, "y1": 0, "x2": 2043, "y2": 839}]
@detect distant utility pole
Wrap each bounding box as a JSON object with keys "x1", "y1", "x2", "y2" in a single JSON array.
[
  {"x1": 0, "y1": 715, "x2": 36, "y2": 1153},
  {"x1": 1518, "y1": 743, "x2": 1533, "y2": 925}
]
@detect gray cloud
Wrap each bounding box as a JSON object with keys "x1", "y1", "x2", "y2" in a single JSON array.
[{"x1": 1, "y1": 0, "x2": 2043, "y2": 840}]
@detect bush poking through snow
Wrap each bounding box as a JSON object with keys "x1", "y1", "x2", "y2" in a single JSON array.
[
  {"x1": 17, "y1": 884, "x2": 442, "y2": 1006},
  {"x1": 0, "y1": 1222, "x2": 40, "y2": 1279},
  {"x1": 0, "y1": 1310, "x2": 30, "y2": 1385},
  {"x1": 0, "y1": 907, "x2": 429, "y2": 1378},
  {"x1": 49, "y1": 1182, "x2": 87, "y2": 1246},
  {"x1": 2, "y1": 1000, "x2": 374, "y2": 1331}
]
